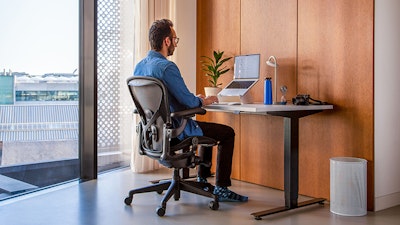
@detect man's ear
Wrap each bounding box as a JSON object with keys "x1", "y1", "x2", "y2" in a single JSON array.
[{"x1": 165, "y1": 37, "x2": 171, "y2": 47}]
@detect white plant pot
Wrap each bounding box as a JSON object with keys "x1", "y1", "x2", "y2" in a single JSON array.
[{"x1": 204, "y1": 87, "x2": 222, "y2": 97}]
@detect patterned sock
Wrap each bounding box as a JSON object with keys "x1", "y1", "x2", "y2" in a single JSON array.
[
  {"x1": 197, "y1": 176, "x2": 208, "y2": 183},
  {"x1": 213, "y1": 186, "x2": 248, "y2": 202}
]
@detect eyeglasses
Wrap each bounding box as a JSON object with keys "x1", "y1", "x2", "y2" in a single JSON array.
[{"x1": 172, "y1": 37, "x2": 180, "y2": 44}]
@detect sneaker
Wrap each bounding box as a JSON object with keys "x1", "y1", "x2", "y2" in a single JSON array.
[{"x1": 213, "y1": 186, "x2": 248, "y2": 202}]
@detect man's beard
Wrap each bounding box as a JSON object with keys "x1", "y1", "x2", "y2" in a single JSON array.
[{"x1": 167, "y1": 44, "x2": 175, "y2": 56}]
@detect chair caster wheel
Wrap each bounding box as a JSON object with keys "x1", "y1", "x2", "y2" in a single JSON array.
[
  {"x1": 209, "y1": 201, "x2": 219, "y2": 210},
  {"x1": 156, "y1": 207, "x2": 166, "y2": 216},
  {"x1": 156, "y1": 190, "x2": 163, "y2": 194},
  {"x1": 124, "y1": 197, "x2": 132, "y2": 205}
]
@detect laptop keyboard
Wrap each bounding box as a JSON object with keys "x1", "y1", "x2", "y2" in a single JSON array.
[{"x1": 226, "y1": 81, "x2": 255, "y2": 89}]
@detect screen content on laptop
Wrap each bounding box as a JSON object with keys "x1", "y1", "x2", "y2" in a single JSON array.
[{"x1": 233, "y1": 54, "x2": 260, "y2": 79}]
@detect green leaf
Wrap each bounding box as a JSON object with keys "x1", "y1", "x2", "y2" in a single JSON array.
[{"x1": 200, "y1": 50, "x2": 232, "y2": 87}]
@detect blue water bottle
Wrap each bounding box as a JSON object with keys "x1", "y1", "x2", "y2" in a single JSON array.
[{"x1": 264, "y1": 77, "x2": 272, "y2": 105}]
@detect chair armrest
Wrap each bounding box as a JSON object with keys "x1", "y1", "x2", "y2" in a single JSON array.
[{"x1": 170, "y1": 107, "x2": 206, "y2": 118}]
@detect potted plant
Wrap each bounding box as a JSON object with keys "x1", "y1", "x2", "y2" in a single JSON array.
[{"x1": 201, "y1": 50, "x2": 232, "y2": 96}]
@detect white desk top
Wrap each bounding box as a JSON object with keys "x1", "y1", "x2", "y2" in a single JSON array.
[{"x1": 204, "y1": 103, "x2": 333, "y2": 113}]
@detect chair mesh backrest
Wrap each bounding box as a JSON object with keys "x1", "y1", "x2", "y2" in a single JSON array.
[{"x1": 127, "y1": 76, "x2": 170, "y2": 159}]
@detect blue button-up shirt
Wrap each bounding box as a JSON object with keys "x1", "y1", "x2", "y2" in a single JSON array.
[{"x1": 133, "y1": 50, "x2": 203, "y2": 140}]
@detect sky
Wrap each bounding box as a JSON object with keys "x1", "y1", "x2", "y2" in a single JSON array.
[{"x1": 0, "y1": 0, "x2": 79, "y2": 75}]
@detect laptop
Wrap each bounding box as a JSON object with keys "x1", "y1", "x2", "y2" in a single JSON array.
[{"x1": 218, "y1": 54, "x2": 260, "y2": 97}]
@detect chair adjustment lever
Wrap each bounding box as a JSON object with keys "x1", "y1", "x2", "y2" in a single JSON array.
[
  {"x1": 193, "y1": 156, "x2": 211, "y2": 167},
  {"x1": 199, "y1": 162, "x2": 212, "y2": 167}
]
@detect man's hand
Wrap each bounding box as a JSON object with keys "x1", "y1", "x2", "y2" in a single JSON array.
[{"x1": 197, "y1": 94, "x2": 218, "y2": 106}]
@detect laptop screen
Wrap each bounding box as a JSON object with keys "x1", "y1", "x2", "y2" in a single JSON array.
[{"x1": 233, "y1": 54, "x2": 260, "y2": 79}]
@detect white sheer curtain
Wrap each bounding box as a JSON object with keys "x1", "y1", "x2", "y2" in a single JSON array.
[{"x1": 130, "y1": 0, "x2": 177, "y2": 173}]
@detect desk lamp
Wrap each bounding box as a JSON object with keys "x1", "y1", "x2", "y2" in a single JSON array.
[{"x1": 266, "y1": 56, "x2": 278, "y2": 104}]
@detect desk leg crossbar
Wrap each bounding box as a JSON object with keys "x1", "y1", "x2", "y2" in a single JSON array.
[
  {"x1": 251, "y1": 198, "x2": 325, "y2": 220},
  {"x1": 251, "y1": 112, "x2": 325, "y2": 220}
]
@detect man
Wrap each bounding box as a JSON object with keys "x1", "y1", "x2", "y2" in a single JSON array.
[{"x1": 133, "y1": 19, "x2": 247, "y2": 202}]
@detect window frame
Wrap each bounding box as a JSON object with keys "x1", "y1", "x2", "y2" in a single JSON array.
[{"x1": 79, "y1": 0, "x2": 98, "y2": 181}]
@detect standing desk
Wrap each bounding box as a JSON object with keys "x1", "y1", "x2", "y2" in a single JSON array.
[{"x1": 204, "y1": 103, "x2": 333, "y2": 220}]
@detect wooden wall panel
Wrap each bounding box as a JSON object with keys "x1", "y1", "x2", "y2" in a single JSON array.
[
  {"x1": 297, "y1": 0, "x2": 374, "y2": 210},
  {"x1": 196, "y1": 0, "x2": 241, "y2": 94},
  {"x1": 197, "y1": 112, "x2": 241, "y2": 179},
  {"x1": 240, "y1": 114, "x2": 284, "y2": 188},
  {"x1": 241, "y1": 0, "x2": 298, "y2": 103},
  {"x1": 196, "y1": 0, "x2": 241, "y2": 180},
  {"x1": 239, "y1": 0, "x2": 298, "y2": 188}
]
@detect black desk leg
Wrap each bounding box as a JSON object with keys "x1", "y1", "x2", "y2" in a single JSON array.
[
  {"x1": 251, "y1": 116, "x2": 325, "y2": 220},
  {"x1": 284, "y1": 117, "x2": 299, "y2": 209}
]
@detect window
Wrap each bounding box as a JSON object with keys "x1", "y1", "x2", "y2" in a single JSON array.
[
  {"x1": 0, "y1": 0, "x2": 135, "y2": 201},
  {"x1": 0, "y1": 0, "x2": 79, "y2": 200}
]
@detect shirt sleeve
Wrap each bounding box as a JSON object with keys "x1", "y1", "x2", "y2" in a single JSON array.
[{"x1": 162, "y1": 63, "x2": 202, "y2": 109}]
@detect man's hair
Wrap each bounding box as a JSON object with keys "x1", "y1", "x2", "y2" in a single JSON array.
[{"x1": 149, "y1": 19, "x2": 173, "y2": 51}]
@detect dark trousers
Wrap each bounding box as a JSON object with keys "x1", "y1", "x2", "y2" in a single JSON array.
[{"x1": 196, "y1": 121, "x2": 235, "y2": 187}]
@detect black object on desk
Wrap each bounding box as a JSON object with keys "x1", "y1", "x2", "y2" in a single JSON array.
[{"x1": 204, "y1": 104, "x2": 333, "y2": 220}]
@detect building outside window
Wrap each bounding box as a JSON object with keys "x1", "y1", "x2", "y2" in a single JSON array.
[{"x1": 0, "y1": 74, "x2": 14, "y2": 105}]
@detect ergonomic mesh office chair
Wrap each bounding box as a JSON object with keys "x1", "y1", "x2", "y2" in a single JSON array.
[{"x1": 124, "y1": 76, "x2": 219, "y2": 217}]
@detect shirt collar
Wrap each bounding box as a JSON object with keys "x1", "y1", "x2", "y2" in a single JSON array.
[{"x1": 149, "y1": 50, "x2": 166, "y2": 59}]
